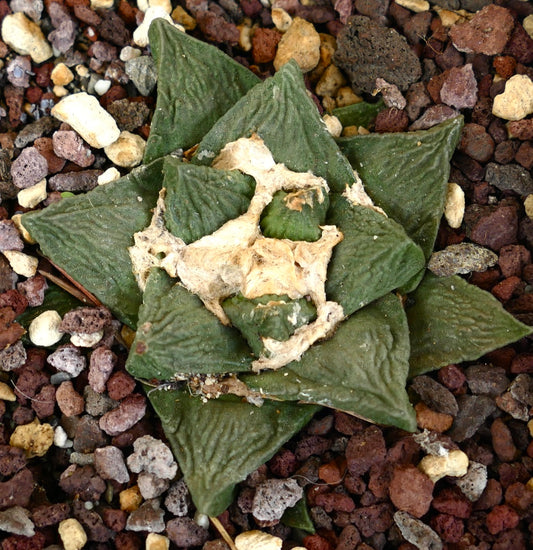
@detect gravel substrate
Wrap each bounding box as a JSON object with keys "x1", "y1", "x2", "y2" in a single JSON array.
[{"x1": 0, "y1": 0, "x2": 533, "y2": 548}]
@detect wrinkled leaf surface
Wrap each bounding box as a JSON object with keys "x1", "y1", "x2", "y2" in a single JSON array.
[
  {"x1": 149, "y1": 387, "x2": 319, "y2": 516},
  {"x1": 408, "y1": 272, "x2": 532, "y2": 377},
  {"x1": 194, "y1": 61, "x2": 356, "y2": 194},
  {"x1": 144, "y1": 20, "x2": 260, "y2": 163},
  {"x1": 163, "y1": 158, "x2": 256, "y2": 243},
  {"x1": 332, "y1": 99, "x2": 385, "y2": 129},
  {"x1": 242, "y1": 294, "x2": 416, "y2": 432},
  {"x1": 22, "y1": 159, "x2": 164, "y2": 327},
  {"x1": 326, "y1": 195, "x2": 425, "y2": 316},
  {"x1": 338, "y1": 117, "x2": 463, "y2": 259},
  {"x1": 126, "y1": 269, "x2": 253, "y2": 380}
]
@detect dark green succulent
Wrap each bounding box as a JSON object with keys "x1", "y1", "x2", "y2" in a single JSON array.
[{"x1": 22, "y1": 20, "x2": 530, "y2": 517}]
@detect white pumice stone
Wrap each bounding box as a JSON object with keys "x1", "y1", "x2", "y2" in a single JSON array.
[
  {"x1": 98, "y1": 167, "x2": 121, "y2": 185},
  {"x1": 1, "y1": 12, "x2": 53, "y2": 63},
  {"x1": 29, "y1": 310, "x2": 63, "y2": 347},
  {"x1": 17, "y1": 179, "x2": 47, "y2": 209},
  {"x1": 492, "y1": 74, "x2": 533, "y2": 121},
  {"x1": 51, "y1": 92, "x2": 120, "y2": 149},
  {"x1": 3, "y1": 250, "x2": 38, "y2": 277},
  {"x1": 323, "y1": 114, "x2": 343, "y2": 137}
]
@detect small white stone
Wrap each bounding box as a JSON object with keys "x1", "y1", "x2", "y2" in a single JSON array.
[
  {"x1": 0, "y1": 506, "x2": 35, "y2": 536},
  {"x1": 271, "y1": 7, "x2": 292, "y2": 32},
  {"x1": 98, "y1": 167, "x2": 121, "y2": 185},
  {"x1": 120, "y1": 46, "x2": 142, "y2": 62},
  {"x1": 133, "y1": 7, "x2": 183, "y2": 47},
  {"x1": 76, "y1": 64, "x2": 89, "y2": 78},
  {"x1": 29, "y1": 310, "x2": 63, "y2": 347},
  {"x1": 17, "y1": 178, "x2": 47, "y2": 209},
  {"x1": 3, "y1": 250, "x2": 38, "y2": 277},
  {"x1": 492, "y1": 74, "x2": 533, "y2": 121},
  {"x1": 94, "y1": 79, "x2": 111, "y2": 96},
  {"x1": 525, "y1": 194, "x2": 533, "y2": 219},
  {"x1": 235, "y1": 530, "x2": 283, "y2": 550},
  {"x1": 138, "y1": 0, "x2": 172, "y2": 13},
  {"x1": 419, "y1": 449, "x2": 469, "y2": 483},
  {"x1": 444, "y1": 182, "x2": 465, "y2": 229},
  {"x1": 51, "y1": 92, "x2": 120, "y2": 149},
  {"x1": 70, "y1": 330, "x2": 104, "y2": 347},
  {"x1": 90, "y1": 0, "x2": 114, "y2": 8},
  {"x1": 323, "y1": 114, "x2": 343, "y2": 138},
  {"x1": 54, "y1": 425, "x2": 71, "y2": 448},
  {"x1": 51, "y1": 63, "x2": 74, "y2": 86},
  {"x1": 104, "y1": 131, "x2": 146, "y2": 167},
  {"x1": 523, "y1": 14, "x2": 533, "y2": 39},
  {"x1": 395, "y1": 0, "x2": 429, "y2": 12},
  {"x1": 58, "y1": 518, "x2": 87, "y2": 550},
  {"x1": 1, "y1": 12, "x2": 53, "y2": 63}
]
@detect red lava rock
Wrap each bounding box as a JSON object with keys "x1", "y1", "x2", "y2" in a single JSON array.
[
  {"x1": 0, "y1": 467, "x2": 34, "y2": 509},
  {"x1": 294, "y1": 435, "x2": 331, "y2": 461},
  {"x1": 196, "y1": 11, "x2": 239, "y2": 46},
  {"x1": 493, "y1": 528, "x2": 527, "y2": 550},
  {"x1": 346, "y1": 425, "x2": 386, "y2": 477},
  {"x1": 440, "y1": 64, "x2": 478, "y2": 109},
  {"x1": 499, "y1": 245, "x2": 531, "y2": 278},
  {"x1": 504, "y1": 23, "x2": 533, "y2": 65},
  {"x1": 0, "y1": 444, "x2": 26, "y2": 475},
  {"x1": 17, "y1": 275, "x2": 48, "y2": 307},
  {"x1": 508, "y1": 119, "x2": 533, "y2": 140},
  {"x1": 449, "y1": 4, "x2": 515, "y2": 56},
  {"x1": 432, "y1": 487, "x2": 472, "y2": 519},
  {"x1": 475, "y1": 478, "x2": 503, "y2": 512},
  {"x1": 99, "y1": 393, "x2": 147, "y2": 436},
  {"x1": 315, "y1": 492, "x2": 355, "y2": 513},
  {"x1": 33, "y1": 137, "x2": 67, "y2": 174},
  {"x1": 498, "y1": 462, "x2": 530, "y2": 488},
  {"x1": 334, "y1": 411, "x2": 364, "y2": 435},
  {"x1": 102, "y1": 507, "x2": 128, "y2": 532},
  {"x1": 458, "y1": 123, "x2": 495, "y2": 163},
  {"x1": 318, "y1": 457, "x2": 345, "y2": 485},
  {"x1": 32, "y1": 502, "x2": 71, "y2": 527},
  {"x1": 56, "y1": 380, "x2": 85, "y2": 417},
  {"x1": 430, "y1": 513, "x2": 464, "y2": 544},
  {"x1": 115, "y1": 532, "x2": 143, "y2": 550},
  {"x1": 374, "y1": 108, "x2": 409, "y2": 133},
  {"x1": 515, "y1": 141, "x2": 533, "y2": 170},
  {"x1": 1, "y1": 532, "x2": 46, "y2": 550},
  {"x1": 336, "y1": 524, "x2": 361, "y2": 550},
  {"x1": 166, "y1": 517, "x2": 210, "y2": 548},
  {"x1": 504, "y1": 482, "x2": 533, "y2": 512},
  {"x1": 491, "y1": 418, "x2": 518, "y2": 462},
  {"x1": 343, "y1": 473, "x2": 366, "y2": 495},
  {"x1": 73, "y1": 499, "x2": 114, "y2": 542},
  {"x1": 5, "y1": 84, "x2": 24, "y2": 128},
  {"x1": 106, "y1": 370, "x2": 136, "y2": 401},
  {"x1": 52, "y1": 130, "x2": 95, "y2": 168},
  {"x1": 492, "y1": 276, "x2": 523, "y2": 302},
  {"x1": 98, "y1": 10, "x2": 131, "y2": 46},
  {"x1": 350, "y1": 502, "x2": 394, "y2": 537},
  {"x1": 268, "y1": 447, "x2": 298, "y2": 478},
  {"x1": 0, "y1": 221, "x2": 24, "y2": 251},
  {"x1": 465, "y1": 204, "x2": 518, "y2": 252},
  {"x1": 387, "y1": 436, "x2": 420, "y2": 465},
  {"x1": 388, "y1": 465, "x2": 434, "y2": 518},
  {"x1": 0, "y1": 288, "x2": 28, "y2": 315},
  {"x1": 12, "y1": 405, "x2": 35, "y2": 425},
  {"x1": 31, "y1": 383, "x2": 56, "y2": 418},
  {"x1": 252, "y1": 27, "x2": 282, "y2": 64},
  {"x1": 438, "y1": 364, "x2": 467, "y2": 393},
  {"x1": 48, "y1": 169, "x2": 103, "y2": 192},
  {"x1": 302, "y1": 533, "x2": 334, "y2": 550},
  {"x1": 59, "y1": 464, "x2": 106, "y2": 501},
  {"x1": 10, "y1": 146, "x2": 48, "y2": 189},
  {"x1": 89, "y1": 346, "x2": 117, "y2": 394},
  {"x1": 14, "y1": 366, "x2": 49, "y2": 405},
  {"x1": 486, "y1": 504, "x2": 520, "y2": 535},
  {"x1": 61, "y1": 306, "x2": 112, "y2": 334},
  {"x1": 493, "y1": 56, "x2": 516, "y2": 80}
]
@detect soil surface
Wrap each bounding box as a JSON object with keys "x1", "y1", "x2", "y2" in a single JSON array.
[{"x1": 0, "y1": 0, "x2": 532, "y2": 549}]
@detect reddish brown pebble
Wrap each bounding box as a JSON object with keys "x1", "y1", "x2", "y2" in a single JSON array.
[
  {"x1": 302, "y1": 533, "x2": 334, "y2": 550},
  {"x1": 389, "y1": 465, "x2": 434, "y2": 518},
  {"x1": 318, "y1": 458, "x2": 345, "y2": 485},
  {"x1": 438, "y1": 364, "x2": 467, "y2": 393},
  {"x1": 458, "y1": 123, "x2": 495, "y2": 163},
  {"x1": 486, "y1": 504, "x2": 520, "y2": 535},
  {"x1": 314, "y1": 492, "x2": 355, "y2": 513},
  {"x1": 346, "y1": 425, "x2": 386, "y2": 477},
  {"x1": 102, "y1": 507, "x2": 128, "y2": 532},
  {"x1": 432, "y1": 487, "x2": 472, "y2": 518},
  {"x1": 99, "y1": 393, "x2": 147, "y2": 436},
  {"x1": 268, "y1": 447, "x2": 298, "y2": 478},
  {"x1": 493, "y1": 56, "x2": 516, "y2": 79},
  {"x1": 504, "y1": 482, "x2": 533, "y2": 512},
  {"x1": 414, "y1": 402, "x2": 453, "y2": 432},
  {"x1": 56, "y1": 380, "x2": 85, "y2": 417},
  {"x1": 252, "y1": 27, "x2": 282, "y2": 64},
  {"x1": 374, "y1": 108, "x2": 409, "y2": 133},
  {"x1": 492, "y1": 276, "x2": 523, "y2": 302},
  {"x1": 0, "y1": 467, "x2": 34, "y2": 508},
  {"x1": 491, "y1": 418, "x2": 518, "y2": 462}
]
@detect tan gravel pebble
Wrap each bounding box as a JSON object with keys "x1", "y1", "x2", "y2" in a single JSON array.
[
  {"x1": 492, "y1": 74, "x2": 533, "y2": 121},
  {"x1": 51, "y1": 92, "x2": 121, "y2": 149},
  {"x1": 418, "y1": 449, "x2": 469, "y2": 483},
  {"x1": 51, "y1": 63, "x2": 74, "y2": 86},
  {"x1": 1, "y1": 12, "x2": 53, "y2": 63},
  {"x1": 395, "y1": 0, "x2": 429, "y2": 12},
  {"x1": 274, "y1": 17, "x2": 320, "y2": 73},
  {"x1": 235, "y1": 530, "x2": 283, "y2": 550},
  {"x1": 104, "y1": 131, "x2": 146, "y2": 167},
  {"x1": 3, "y1": 250, "x2": 38, "y2": 277},
  {"x1": 271, "y1": 7, "x2": 292, "y2": 32},
  {"x1": 146, "y1": 532, "x2": 170, "y2": 550},
  {"x1": 58, "y1": 518, "x2": 87, "y2": 550},
  {"x1": 10, "y1": 419, "x2": 55, "y2": 458},
  {"x1": 0, "y1": 381, "x2": 16, "y2": 401},
  {"x1": 17, "y1": 179, "x2": 47, "y2": 209},
  {"x1": 444, "y1": 182, "x2": 465, "y2": 228}
]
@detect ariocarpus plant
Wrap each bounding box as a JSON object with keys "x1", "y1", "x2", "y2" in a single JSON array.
[{"x1": 23, "y1": 19, "x2": 531, "y2": 519}]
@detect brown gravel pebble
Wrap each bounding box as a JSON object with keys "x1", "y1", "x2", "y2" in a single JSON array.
[
  {"x1": 388, "y1": 465, "x2": 433, "y2": 518},
  {"x1": 346, "y1": 425, "x2": 386, "y2": 477}
]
